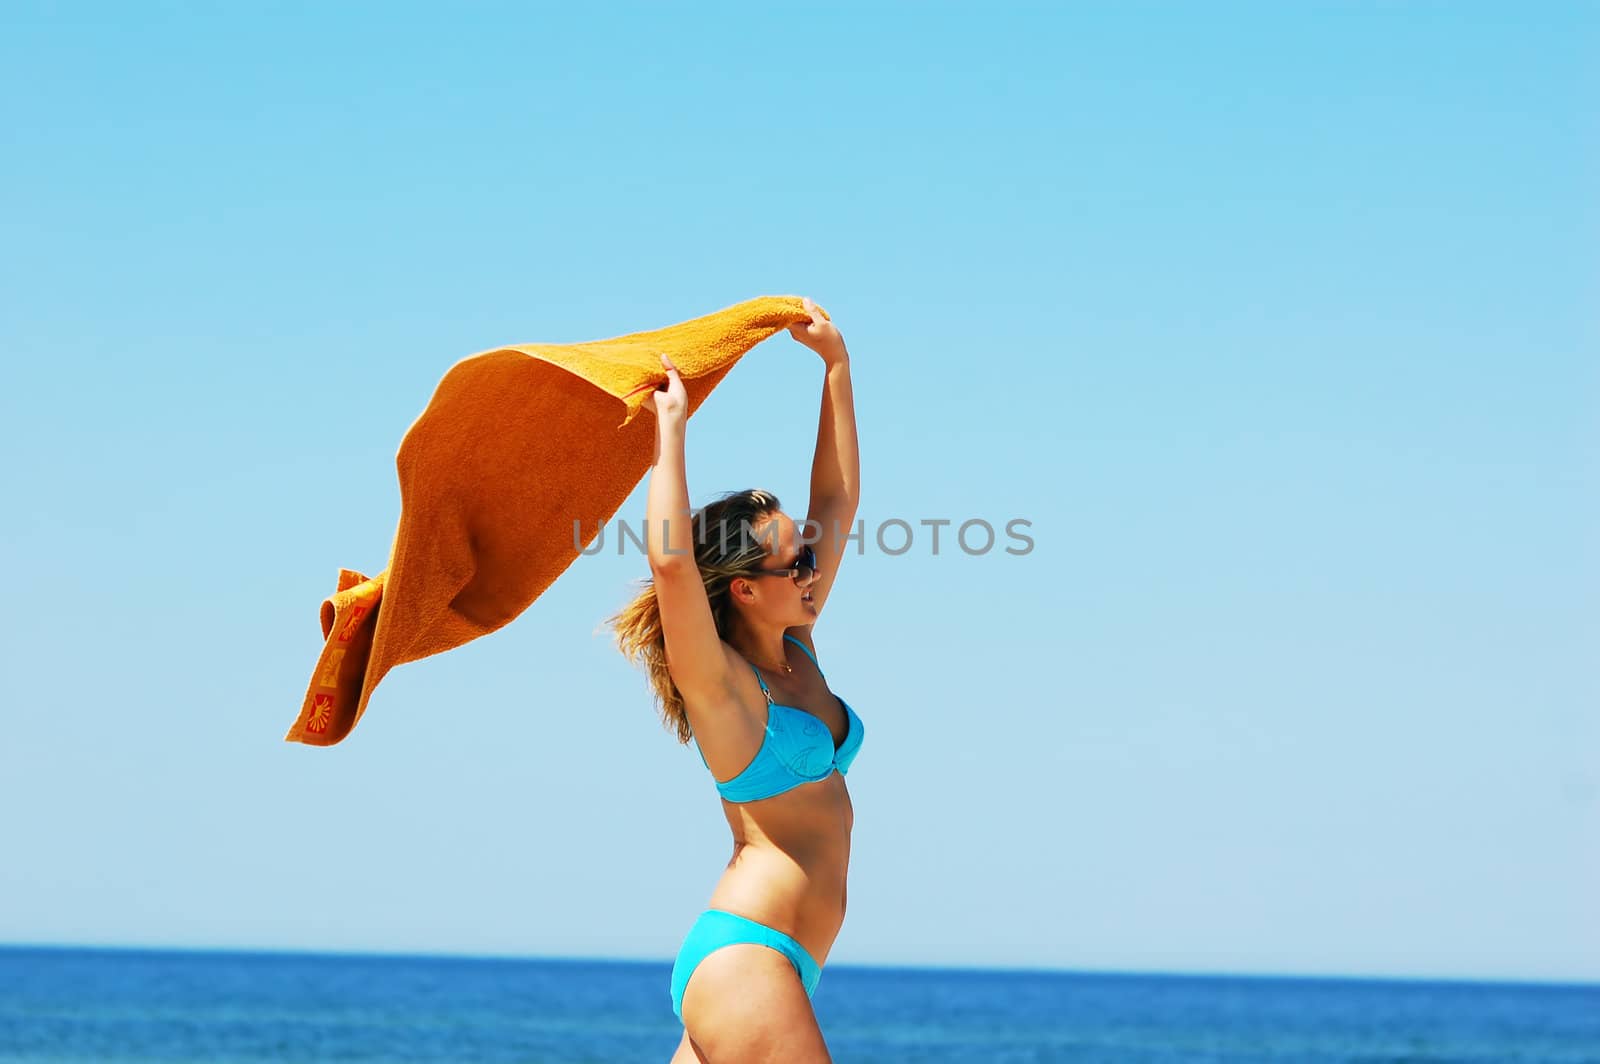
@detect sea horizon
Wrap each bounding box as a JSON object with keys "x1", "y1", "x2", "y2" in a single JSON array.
[
  {"x1": 2, "y1": 942, "x2": 1594, "y2": 991},
  {"x1": 5, "y1": 943, "x2": 1597, "y2": 1062}
]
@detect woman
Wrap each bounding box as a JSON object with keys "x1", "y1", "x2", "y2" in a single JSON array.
[{"x1": 608, "y1": 296, "x2": 861, "y2": 1063}]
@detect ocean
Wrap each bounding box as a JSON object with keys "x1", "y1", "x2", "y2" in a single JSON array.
[{"x1": 0, "y1": 947, "x2": 1594, "y2": 1063}]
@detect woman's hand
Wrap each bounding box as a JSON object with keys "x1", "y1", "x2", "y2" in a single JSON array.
[
  {"x1": 651, "y1": 352, "x2": 688, "y2": 424},
  {"x1": 788, "y1": 296, "x2": 848, "y2": 366}
]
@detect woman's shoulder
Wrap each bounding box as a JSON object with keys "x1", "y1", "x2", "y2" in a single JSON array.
[{"x1": 684, "y1": 641, "x2": 771, "y2": 771}]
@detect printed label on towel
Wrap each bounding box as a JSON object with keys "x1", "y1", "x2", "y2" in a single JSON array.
[
  {"x1": 307, "y1": 694, "x2": 335, "y2": 734},
  {"x1": 337, "y1": 606, "x2": 369, "y2": 642},
  {"x1": 317, "y1": 649, "x2": 346, "y2": 690}
]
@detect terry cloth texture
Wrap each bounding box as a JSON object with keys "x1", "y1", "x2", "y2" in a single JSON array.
[{"x1": 286, "y1": 295, "x2": 829, "y2": 746}]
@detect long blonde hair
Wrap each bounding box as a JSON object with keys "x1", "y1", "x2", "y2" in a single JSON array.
[{"x1": 605, "y1": 489, "x2": 782, "y2": 743}]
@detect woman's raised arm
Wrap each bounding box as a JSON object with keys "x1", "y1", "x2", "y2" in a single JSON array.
[
  {"x1": 645, "y1": 354, "x2": 734, "y2": 705},
  {"x1": 790, "y1": 297, "x2": 860, "y2": 620}
]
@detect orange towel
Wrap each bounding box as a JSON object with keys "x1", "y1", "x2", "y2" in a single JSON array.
[{"x1": 286, "y1": 295, "x2": 829, "y2": 746}]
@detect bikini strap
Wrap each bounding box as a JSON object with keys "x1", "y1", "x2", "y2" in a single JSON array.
[
  {"x1": 749, "y1": 664, "x2": 774, "y2": 704},
  {"x1": 783, "y1": 633, "x2": 825, "y2": 677}
]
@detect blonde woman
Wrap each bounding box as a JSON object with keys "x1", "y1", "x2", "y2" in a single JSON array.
[{"x1": 609, "y1": 297, "x2": 861, "y2": 1062}]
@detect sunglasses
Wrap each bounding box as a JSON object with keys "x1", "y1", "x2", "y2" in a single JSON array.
[{"x1": 744, "y1": 545, "x2": 819, "y2": 586}]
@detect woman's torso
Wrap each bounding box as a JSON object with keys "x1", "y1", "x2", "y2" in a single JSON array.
[{"x1": 690, "y1": 631, "x2": 858, "y2": 967}]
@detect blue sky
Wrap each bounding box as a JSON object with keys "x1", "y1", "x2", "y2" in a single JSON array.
[{"x1": 1, "y1": 2, "x2": 1594, "y2": 985}]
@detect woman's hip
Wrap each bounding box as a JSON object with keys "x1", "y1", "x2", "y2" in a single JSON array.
[{"x1": 669, "y1": 908, "x2": 823, "y2": 1021}]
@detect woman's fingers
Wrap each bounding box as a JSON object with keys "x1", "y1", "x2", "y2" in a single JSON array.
[
  {"x1": 658, "y1": 352, "x2": 685, "y2": 391},
  {"x1": 789, "y1": 297, "x2": 819, "y2": 342},
  {"x1": 789, "y1": 298, "x2": 842, "y2": 362},
  {"x1": 653, "y1": 352, "x2": 688, "y2": 421}
]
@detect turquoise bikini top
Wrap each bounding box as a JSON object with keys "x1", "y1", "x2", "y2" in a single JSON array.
[{"x1": 695, "y1": 633, "x2": 865, "y2": 803}]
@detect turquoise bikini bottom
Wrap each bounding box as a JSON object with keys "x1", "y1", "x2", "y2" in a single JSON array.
[{"x1": 669, "y1": 908, "x2": 823, "y2": 1021}]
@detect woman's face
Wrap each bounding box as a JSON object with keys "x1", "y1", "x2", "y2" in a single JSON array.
[{"x1": 738, "y1": 511, "x2": 818, "y2": 626}]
